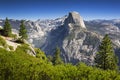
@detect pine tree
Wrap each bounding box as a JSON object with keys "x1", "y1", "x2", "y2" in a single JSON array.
[
  {"x1": 19, "y1": 20, "x2": 28, "y2": 41},
  {"x1": 3, "y1": 17, "x2": 12, "y2": 37},
  {"x1": 95, "y1": 34, "x2": 118, "y2": 70},
  {"x1": 52, "y1": 47, "x2": 63, "y2": 65}
]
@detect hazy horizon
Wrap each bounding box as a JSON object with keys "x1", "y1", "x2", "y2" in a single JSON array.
[{"x1": 0, "y1": 0, "x2": 120, "y2": 20}]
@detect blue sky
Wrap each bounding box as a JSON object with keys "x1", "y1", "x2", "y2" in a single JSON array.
[{"x1": 0, "y1": 0, "x2": 120, "y2": 20}]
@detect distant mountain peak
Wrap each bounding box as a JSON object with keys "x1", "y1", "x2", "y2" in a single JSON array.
[
  {"x1": 64, "y1": 11, "x2": 86, "y2": 28},
  {"x1": 70, "y1": 11, "x2": 79, "y2": 14}
]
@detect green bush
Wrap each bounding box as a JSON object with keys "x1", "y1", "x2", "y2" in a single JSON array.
[
  {"x1": 0, "y1": 46, "x2": 120, "y2": 80},
  {"x1": 0, "y1": 36, "x2": 7, "y2": 48},
  {"x1": 9, "y1": 45, "x2": 14, "y2": 50},
  {"x1": 16, "y1": 44, "x2": 30, "y2": 53},
  {"x1": 35, "y1": 48, "x2": 47, "y2": 61},
  {"x1": 15, "y1": 38, "x2": 25, "y2": 43},
  {"x1": 10, "y1": 34, "x2": 17, "y2": 40}
]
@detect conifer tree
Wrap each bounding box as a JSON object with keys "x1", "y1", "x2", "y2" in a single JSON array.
[
  {"x1": 3, "y1": 17, "x2": 12, "y2": 37},
  {"x1": 52, "y1": 47, "x2": 63, "y2": 65},
  {"x1": 19, "y1": 20, "x2": 27, "y2": 41},
  {"x1": 95, "y1": 34, "x2": 118, "y2": 70}
]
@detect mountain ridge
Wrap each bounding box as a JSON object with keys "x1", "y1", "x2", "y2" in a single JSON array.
[{"x1": 0, "y1": 11, "x2": 120, "y2": 64}]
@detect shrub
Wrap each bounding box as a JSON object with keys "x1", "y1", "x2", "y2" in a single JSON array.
[
  {"x1": 9, "y1": 46, "x2": 14, "y2": 50},
  {"x1": 10, "y1": 34, "x2": 17, "y2": 40},
  {"x1": 15, "y1": 38, "x2": 25, "y2": 43},
  {"x1": 0, "y1": 36, "x2": 7, "y2": 47},
  {"x1": 35, "y1": 48, "x2": 47, "y2": 61}
]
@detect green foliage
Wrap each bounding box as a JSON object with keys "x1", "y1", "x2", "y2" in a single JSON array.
[
  {"x1": 76, "y1": 62, "x2": 120, "y2": 80},
  {"x1": 15, "y1": 38, "x2": 25, "y2": 43},
  {"x1": 10, "y1": 34, "x2": 17, "y2": 40},
  {"x1": 35, "y1": 48, "x2": 47, "y2": 61},
  {"x1": 0, "y1": 36, "x2": 119, "y2": 80},
  {"x1": 47, "y1": 55, "x2": 53, "y2": 62},
  {"x1": 95, "y1": 34, "x2": 118, "y2": 70},
  {"x1": 52, "y1": 47, "x2": 63, "y2": 65},
  {"x1": 0, "y1": 47, "x2": 120, "y2": 80},
  {"x1": 9, "y1": 46, "x2": 14, "y2": 50},
  {"x1": 19, "y1": 20, "x2": 28, "y2": 41},
  {"x1": 16, "y1": 44, "x2": 30, "y2": 53},
  {"x1": 0, "y1": 36, "x2": 7, "y2": 47},
  {"x1": 3, "y1": 17, "x2": 12, "y2": 37}
]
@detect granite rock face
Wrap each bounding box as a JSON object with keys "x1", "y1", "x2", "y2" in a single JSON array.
[
  {"x1": 42, "y1": 12, "x2": 101, "y2": 64},
  {"x1": 64, "y1": 12, "x2": 86, "y2": 28},
  {"x1": 61, "y1": 25, "x2": 101, "y2": 64}
]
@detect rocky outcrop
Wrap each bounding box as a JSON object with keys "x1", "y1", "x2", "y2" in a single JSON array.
[{"x1": 0, "y1": 34, "x2": 36, "y2": 56}]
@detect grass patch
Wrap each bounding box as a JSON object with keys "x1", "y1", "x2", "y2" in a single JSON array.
[{"x1": 0, "y1": 36, "x2": 7, "y2": 48}]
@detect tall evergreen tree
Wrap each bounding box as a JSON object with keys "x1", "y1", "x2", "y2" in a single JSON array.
[
  {"x1": 19, "y1": 20, "x2": 28, "y2": 40},
  {"x1": 52, "y1": 47, "x2": 63, "y2": 65},
  {"x1": 3, "y1": 17, "x2": 12, "y2": 37},
  {"x1": 95, "y1": 34, "x2": 118, "y2": 70}
]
